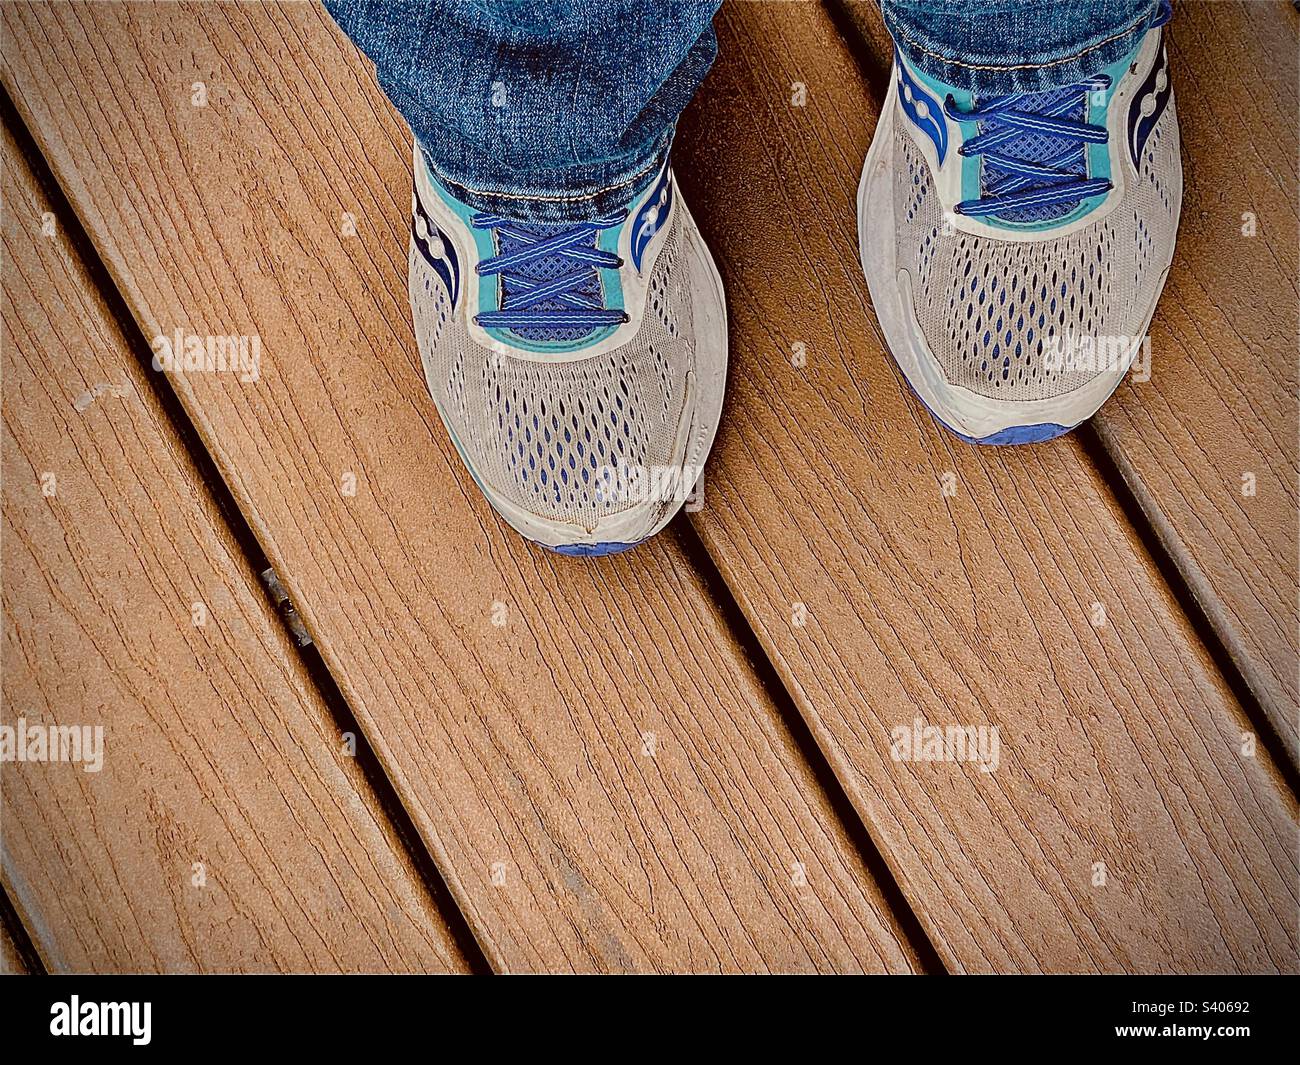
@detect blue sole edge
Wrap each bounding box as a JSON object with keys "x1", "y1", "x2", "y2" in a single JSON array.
[
  {"x1": 539, "y1": 538, "x2": 646, "y2": 558},
  {"x1": 902, "y1": 378, "x2": 1078, "y2": 446},
  {"x1": 951, "y1": 420, "x2": 1076, "y2": 446}
]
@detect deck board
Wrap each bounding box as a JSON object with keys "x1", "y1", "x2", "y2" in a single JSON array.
[
  {"x1": 673, "y1": 0, "x2": 1299, "y2": 972},
  {"x1": 1, "y1": 0, "x2": 921, "y2": 973},
  {"x1": 836, "y1": 0, "x2": 1299, "y2": 759},
  {"x1": 1, "y1": 126, "x2": 469, "y2": 973},
  {"x1": 1094, "y1": 0, "x2": 1299, "y2": 756},
  {"x1": 0, "y1": 914, "x2": 27, "y2": 974}
]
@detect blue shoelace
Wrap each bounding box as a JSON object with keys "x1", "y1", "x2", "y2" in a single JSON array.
[
  {"x1": 471, "y1": 213, "x2": 629, "y2": 336},
  {"x1": 945, "y1": 78, "x2": 1114, "y2": 221},
  {"x1": 946, "y1": 1, "x2": 1171, "y2": 222}
]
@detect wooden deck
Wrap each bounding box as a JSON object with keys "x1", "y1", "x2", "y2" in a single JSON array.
[{"x1": 1, "y1": 0, "x2": 1296, "y2": 974}]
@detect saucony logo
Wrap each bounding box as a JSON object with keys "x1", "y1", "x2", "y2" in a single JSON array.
[
  {"x1": 412, "y1": 190, "x2": 460, "y2": 308},
  {"x1": 632, "y1": 165, "x2": 673, "y2": 272},
  {"x1": 1128, "y1": 31, "x2": 1171, "y2": 167},
  {"x1": 897, "y1": 48, "x2": 948, "y2": 164}
]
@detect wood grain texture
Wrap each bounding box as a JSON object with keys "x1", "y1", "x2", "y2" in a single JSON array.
[
  {"x1": 0, "y1": 915, "x2": 28, "y2": 974},
  {"x1": 674, "y1": 0, "x2": 1298, "y2": 972},
  {"x1": 1, "y1": 128, "x2": 469, "y2": 973},
  {"x1": 1093, "y1": 0, "x2": 1299, "y2": 757},
  {"x1": 0, "y1": 0, "x2": 921, "y2": 972},
  {"x1": 836, "y1": 0, "x2": 1300, "y2": 755}
]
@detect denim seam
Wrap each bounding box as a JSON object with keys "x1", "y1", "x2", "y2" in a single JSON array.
[
  {"x1": 889, "y1": 7, "x2": 1150, "y2": 71},
  {"x1": 424, "y1": 140, "x2": 667, "y2": 206}
]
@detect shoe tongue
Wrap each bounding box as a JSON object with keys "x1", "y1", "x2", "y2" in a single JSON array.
[
  {"x1": 979, "y1": 85, "x2": 1090, "y2": 223},
  {"x1": 497, "y1": 224, "x2": 605, "y2": 343}
]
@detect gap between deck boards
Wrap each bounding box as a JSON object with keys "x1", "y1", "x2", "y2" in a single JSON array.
[
  {"x1": 0, "y1": 84, "x2": 941, "y2": 975},
  {"x1": 0, "y1": 89, "x2": 492, "y2": 976},
  {"x1": 5, "y1": 0, "x2": 1293, "y2": 974},
  {"x1": 823, "y1": 0, "x2": 1300, "y2": 786}
]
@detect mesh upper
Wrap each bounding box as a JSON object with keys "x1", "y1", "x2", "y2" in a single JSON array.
[
  {"x1": 896, "y1": 99, "x2": 1180, "y2": 402},
  {"x1": 410, "y1": 220, "x2": 694, "y2": 528}
]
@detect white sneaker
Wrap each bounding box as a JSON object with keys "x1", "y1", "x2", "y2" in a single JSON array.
[
  {"x1": 409, "y1": 143, "x2": 728, "y2": 554},
  {"x1": 858, "y1": 3, "x2": 1180, "y2": 444}
]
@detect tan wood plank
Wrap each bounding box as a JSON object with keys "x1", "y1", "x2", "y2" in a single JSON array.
[
  {"x1": 672, "y1": 0, "x2": 1298, "y2": 972},
  {"x1": 1092, "y1": 0, "x2": 1299, "y2": 757},
  {"x1": 0, "y1": 0, "x2": 922, "y2": 972},
  {"x1": 0, "y1": 914, "x2": 28, "y2": 974},
  {"x1": 1, "y1": 128, "x2": 469, "y2": 972},
  {"x1": 836, "y1": 0, "x2": 1300, "y2": 759}
]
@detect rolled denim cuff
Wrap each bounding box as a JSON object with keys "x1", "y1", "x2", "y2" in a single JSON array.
[
  {"x1": 881, "y1": 0, "x2": 1162, "y2": 97},
  {"x1": 420, "y1": 127, "x2": 674, "y2": 224}
]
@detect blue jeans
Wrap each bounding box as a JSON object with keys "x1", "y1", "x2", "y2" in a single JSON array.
[
  {"x1": 883, "y1": 0, "x2": 1165, "y2": 96},
  {"x1": 325, "y1": 0, "x2": 1164, "y2": 223},
  {"x1": 323, "y1": 0, "x2": 721, "y2": 222}
]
